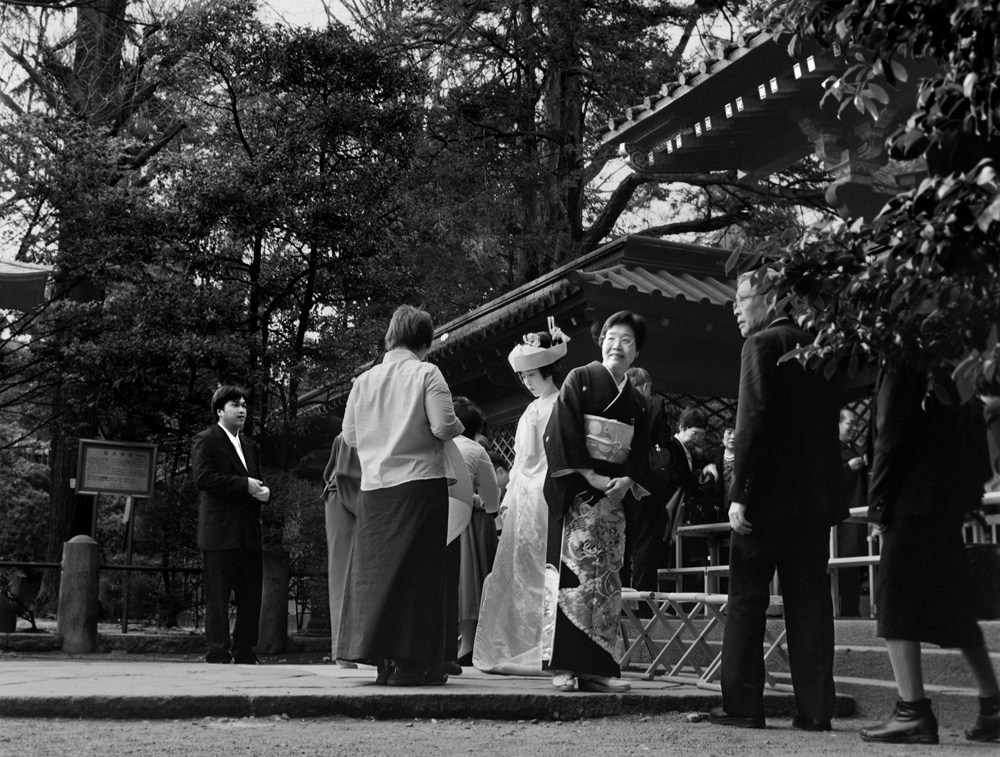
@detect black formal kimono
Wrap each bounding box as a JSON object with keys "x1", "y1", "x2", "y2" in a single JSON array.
[{"x1": 542, "y1": 361, "x2": 650, "y2": 677}]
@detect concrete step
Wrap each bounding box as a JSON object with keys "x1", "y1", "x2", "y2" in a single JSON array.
[
  {"x1": 621, "y1": 617, "x2": 1000, "y2": 722},
  {"x1": 833, "y1": 644, "x2": 1000, "y2": 690}
]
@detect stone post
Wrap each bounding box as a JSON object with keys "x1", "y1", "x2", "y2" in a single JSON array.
[
  {"x1": 57, "y1": 535, "x2": 100, "y2": 653},
  {"x1": 257, "y1": 547, "x2": 289, "y2": 655}
]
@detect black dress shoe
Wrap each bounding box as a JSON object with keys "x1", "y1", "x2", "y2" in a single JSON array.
[
  {"x1": 456, "y1": 652, "x2": 474, "y2": 666},
  {"x1": 387, "y1": 668, "x2": 448, "y2": 687},
  {"x1": 233, "y1": 652, "x2": 261, "y2": 665},
  {"x1": 792, "y1": 715, "x2": 832, "y2": 732},
  {"x1": 205, "y1": 652, "x2": 232, "y2": 664},
  {"x1": 966, "y1": 694, "x2": 1000, "y2": 742},
  {"x1": 860, "y1": 699, "x2": 938, "y2": 744},
  {"x1": 375, "y1": 662, "x2": 394, "y2": 686},
  {"x1": 709, "y1": 706, "x2": 765, "y2": 729},
  {"x1": 443, "y1": 660, "x2": 463, "y2": 676}
]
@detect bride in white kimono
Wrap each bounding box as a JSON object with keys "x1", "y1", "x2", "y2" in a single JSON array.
[{"x1": 473, "y1": 320, "x2": 568, "y2": 675}]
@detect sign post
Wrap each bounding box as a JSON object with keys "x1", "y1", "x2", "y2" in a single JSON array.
[{"x1": 76, "y1": 440, "x2": 158, "y2": 633}]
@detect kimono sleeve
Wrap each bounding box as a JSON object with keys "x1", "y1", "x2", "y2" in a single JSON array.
[{"x1": 544, "y1": 366, "x2": 592, "y2": 477}]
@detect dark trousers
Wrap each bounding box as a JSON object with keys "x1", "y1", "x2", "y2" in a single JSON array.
[
  {"x1": 721, "y1": 521, "x2": 835, "y2": 722},
  {"x1": 836, "y1": 521, "x2": 867, "y2": 617},
  {"x1": 444, "y1": 538, "x2": 461, "y2": 662},
  {"x1": 630, "y1": 495, "x2": 669, "y2": 592},
  {"x1": 203, "y1": 548, "x2": 263, "y2": 661}
]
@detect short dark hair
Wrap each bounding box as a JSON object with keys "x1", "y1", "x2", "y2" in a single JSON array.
[
  {"x1": 626, "y1": 366, "x2": 651, "y2": 390},
  {"x1": 487, "y1": 450, "x2": 509, "y2": 471},
  {"x1": 721, "y1": 415, "x2": 736, "y2": 432},
  {"x1": 454, "y1": 396, "x2": 485, "y2": 439},
  {"x1": 599, "y1": 311, "x2": 647, "y2": 351},
  {"x1": 212, "y1": 384, "x2": 248, "y2": 419},
  {"x1": 678, "y1": 407, "x2": 708, "y2": 430},
  {"x1": 385, "y1": 305, "x2": 435, "y2": 352}
]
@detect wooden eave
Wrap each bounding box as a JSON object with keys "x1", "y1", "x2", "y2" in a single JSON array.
[{"x1": 602, "y1": 31, "x2": 846, "y2": 175}]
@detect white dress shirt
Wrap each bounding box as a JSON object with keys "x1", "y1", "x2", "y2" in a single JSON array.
[{"x1": 219, "y1": 422, "x2": 248, "y2": 471}]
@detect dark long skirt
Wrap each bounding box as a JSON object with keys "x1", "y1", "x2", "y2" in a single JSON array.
[
  {"x1": 876, "y1": 514, "x2": 984, "y2": 649},
  {"x1": 337, "y1": 478, "x2": 448, "y2": 668}
]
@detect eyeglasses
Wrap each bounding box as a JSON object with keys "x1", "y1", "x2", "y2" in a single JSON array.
[
  {"x1": 603, "y1": 334, "x2": 635, "y2": 347},
  {"x1": 732, "y1": 292, "x2": 761, "y2": 311}
]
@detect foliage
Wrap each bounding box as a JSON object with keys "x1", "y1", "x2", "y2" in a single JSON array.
[
  {"x1": 0, "y1": 452, "x2": 49, "y2": 562},
  {"x1": 340, "y1": 0, "x2": 818, "y2": 287},
  {"x1": 748, "y1": 0, "x2": 1000, "y2": 397}
]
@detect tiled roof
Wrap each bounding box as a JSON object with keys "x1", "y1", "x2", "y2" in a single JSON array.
[
  {"x1": 568, "y1": 266, "x2": 735, "y2": 306},
  {"x1": 600, "y1": 28, "x2": 775, "y2": 146},
  {"x1": 599, "y1": 28, "x2": 847, "y2": 174},
  {"x1": 0, "y1": 259, "x2": 51, "y2": 276},
  {"x1": 0, "y1": 259, "x2": 52, "y2": 311},
  {"x1": 429, "y1": 242, "x2": 625, "y2": 360}
]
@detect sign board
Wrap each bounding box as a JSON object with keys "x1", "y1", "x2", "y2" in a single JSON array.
[{"x1": 76, "y1": 440, "x2": 158, "y2": 497}]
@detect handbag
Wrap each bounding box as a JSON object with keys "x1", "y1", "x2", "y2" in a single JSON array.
[{"x1": 966, "y1": 542, "x2": 1000, "y2": 621}]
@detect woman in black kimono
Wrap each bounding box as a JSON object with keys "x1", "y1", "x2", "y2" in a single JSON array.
[{"x1": 542, "y1": 310, "x2": 651, "y2": 693}]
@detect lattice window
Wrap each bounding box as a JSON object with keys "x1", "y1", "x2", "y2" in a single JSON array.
[
  {"x1": 484, "y1": 420, "x2": 518, "y2": 468},
  {"x1": 844, "y1": 396, "x2": 872, "y2": 448},
  {"x1": 660, "y1": 393, "x2": 738, "y2": 442},
  {"x1": 484, "y1": 394, "x2": 871, "y2": 469}
]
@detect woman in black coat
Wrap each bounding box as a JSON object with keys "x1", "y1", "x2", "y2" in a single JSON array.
[{"x1": 860, "y1": 363, "x2": 1000, "y2": 744}]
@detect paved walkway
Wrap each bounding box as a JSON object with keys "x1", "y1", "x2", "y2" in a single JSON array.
[{"x1": 0, "y1": 656, "x2": 832, "y2": 721}]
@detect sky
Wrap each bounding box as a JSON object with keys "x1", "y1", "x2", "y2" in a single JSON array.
[{"x1": 257, "y1": 0, "x2": 350, "y2": 27}]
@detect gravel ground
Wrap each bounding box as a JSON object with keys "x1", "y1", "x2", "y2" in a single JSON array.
[{"x1": 0, "y1": 713, "x2": 991, "y2": 757}]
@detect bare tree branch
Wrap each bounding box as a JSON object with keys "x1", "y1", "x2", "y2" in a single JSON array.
[
  {"x1": 581, "y1": 169, "x2": 827, "y2": 251},
  {"x1": 635, "y1": 210, "x2": 752, "y2": 238}
]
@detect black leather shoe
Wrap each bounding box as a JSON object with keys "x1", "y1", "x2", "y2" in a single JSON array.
[
  {"x1": 443, "y1": 660, "x2": 463, "y2": 676},
  {"x1": 388, "y1": 668, "x2": 448, "y2": 687},
  {"x1": 205, "y1": 652, "x2": 232, "y2": 664},
  {"x1": 456, "y1": 652, "x2": 474, "y2": 666},
  {"x1": 792, "y1": 715, "x2": 832, "y2": 732},
  {"x1": 375, "y1": 662, "x2": 394, "y2": 685},
  {"x1": 860, "y1": 699, "x2": 938, "y2": 744},
  {"x1": 709, "y1": 706, "x2": 765, "y2": 729},
  {"x1": 966, "y1": 694, "x2": 1000, "y2": 742},
  {"x1": 233, "y1": 652, "x2": 261, "y2": 665},
  {"x1": 389, "y1": 665, "x2": 448, "y2": 686}
]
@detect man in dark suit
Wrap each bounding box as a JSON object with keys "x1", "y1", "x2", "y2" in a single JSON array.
[
  {"x1": 191, "y1": 385, "x2": 270, "y2": 664},
  {"x1": 630, "y1": 404, "x2": 707, "y2": 592},
  {"x1": 836, "y1": 408, "x2": 868, "y2": 617},
  {"x1": 710, "y1": 269, "x2": 847, "y2": 731},
  {"x1": 622, "y1": 367, "x2": 674, "y2": 590}
]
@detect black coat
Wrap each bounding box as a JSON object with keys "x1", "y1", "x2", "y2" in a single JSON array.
[
  {"x1": 730, "y1": 318, "x2": 847, "y2": 526},
  {"x1": 868, "y1": 364, "x2": 990, "y2": 525},
  {"x1": 192, "y1": 424, "x2": 264, "y2": 551}
]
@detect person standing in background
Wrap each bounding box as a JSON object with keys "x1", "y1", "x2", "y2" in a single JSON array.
[
  {"x1": 192, "y1": 384, "x2": 271, "y2": 665},
  {"x1": 322, "y1": 433, "x2": 361, "y2": 669},
  {"x1": 452, "y1": 396, "x2": 501, "y2": 666},
  {"x1": 836, "y1": 408, "x2": 869, "y2": 617},
  {"x1": 622, "y1": 367, "x2": 673, "y2": 590}
]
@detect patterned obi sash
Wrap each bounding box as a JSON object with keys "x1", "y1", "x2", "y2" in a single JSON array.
[{"x1": 583, "y1": 415, "x2": 634, "y2": 465}]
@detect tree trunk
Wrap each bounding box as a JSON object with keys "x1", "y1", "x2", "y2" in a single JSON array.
[{"x1": 34, "y1": 0, "x2": 130, "y2": 615}]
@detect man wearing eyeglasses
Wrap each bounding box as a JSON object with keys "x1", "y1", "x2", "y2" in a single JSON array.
[{"x1": 710, "y1": 268, "x2": 847, "y2": 732}]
